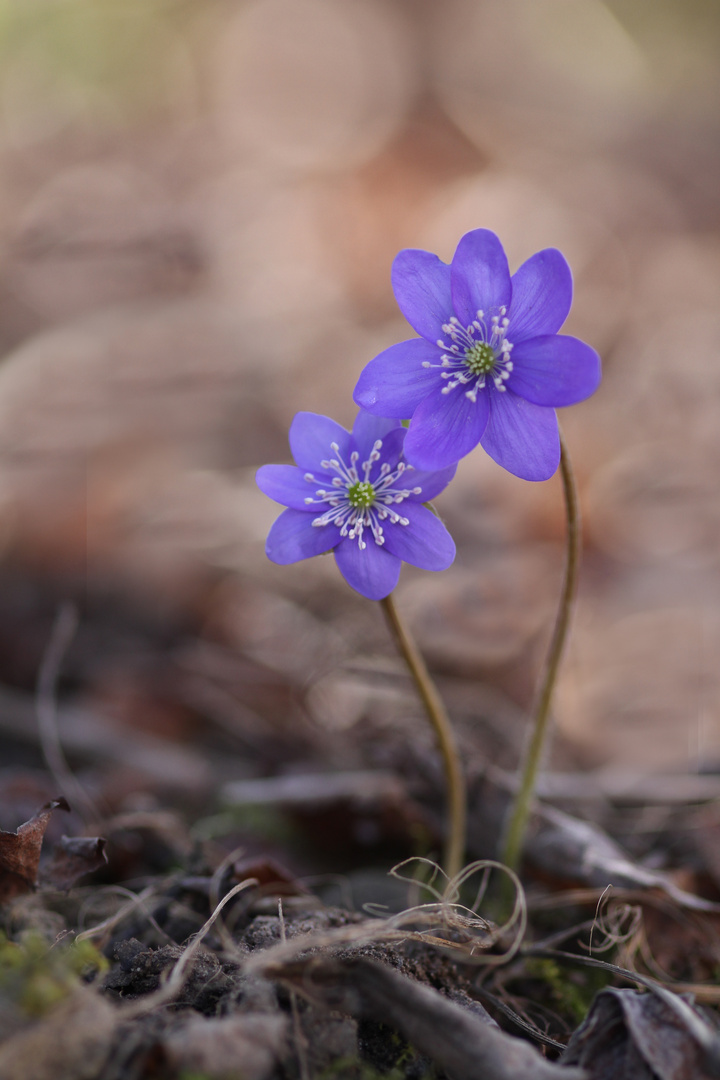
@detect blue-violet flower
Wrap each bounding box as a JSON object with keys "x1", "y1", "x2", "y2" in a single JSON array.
[
  {"x1": 353, "y1": 229, "x2": 601, "y2": 481},
  {"x1": 256, "y1": 410, "x2": 456, "y2": 600}
]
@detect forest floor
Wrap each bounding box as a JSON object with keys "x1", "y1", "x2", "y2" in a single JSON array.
[{"x1": 2, "y1": 572, "x2": 720, "y2": 1080}]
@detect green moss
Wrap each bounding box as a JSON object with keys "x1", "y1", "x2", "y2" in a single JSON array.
[
  {"x1": 319, "y1": 1054, "x2": 434, "y2": 1080},
  {"x1": 523, "y1": 957, "x2": 609, "y2": 1026},
  {"x1": 0, "y1": 0, "x2": 185, "y2": 124},
  {"x1": 0, "y1": 932, "x2": 107, "y2": 1017},
  {"x1": 191, "y1": 804, "x2": 299, "y2": 846}
]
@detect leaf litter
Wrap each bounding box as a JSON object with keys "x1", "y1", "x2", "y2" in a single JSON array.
[
  {"x1": 4, "y1": 782, "x2": 720, "y2": 1080},
  {"x1": 4, "y1": 600, "x2": 720, "y2": 1080},
  {"x1": 0, "y1": 798, "x2": 107, "y2": 903}
]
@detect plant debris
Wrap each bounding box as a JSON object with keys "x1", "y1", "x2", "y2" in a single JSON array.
[
  {"x1": 4, "y1": 793, "x2": 720, "y2": 1080},
  {"x1": 561, "y1": 987, "x2": 720, "y2": 1080},
  {"x1": 259, "y1": 953, "x2": 585, "y2": 1080},
  {"x1": 0, "y1": 797, "x2": 108, "y2": 902},
  {"x1": 39, "y1": 836, "x2": 109, "y2": 892},
  {"x1": 0, "y1": 798, "x2": 70, "y2": 902}
]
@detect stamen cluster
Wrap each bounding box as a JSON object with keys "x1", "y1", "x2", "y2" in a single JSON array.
[
  {"x1": 426, "y1": 308, "x2": 514, "y2": 402},
  {"x1": 303, "y1": 439, "x2": 420, "y2": 551}
]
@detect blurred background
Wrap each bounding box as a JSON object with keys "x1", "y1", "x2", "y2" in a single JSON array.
[{"x1": 0, "y1": 0, "x2": 719, "y2": 839}]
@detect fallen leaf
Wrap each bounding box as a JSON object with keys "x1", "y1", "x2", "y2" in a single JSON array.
[
  {"x1": 39, "y1": 836, "x2": 108, "y2": 891},
  {"x1": 231, "y1": 855, "x2": 308, "y2": 896},
  {"x1": 470, "y1": 770, "x2": 720, "y2": 913},
  {"x1": 561, "y1": 987, "x2": 720, "y2": 1079},
  {"x1": 0, "y1": 798, "x2": 69, "y2": 903},
  {"x1": 528, "y1": 803, "x2": 720, "y2": 913}
]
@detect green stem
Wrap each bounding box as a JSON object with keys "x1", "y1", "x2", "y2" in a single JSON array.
[
  {"x1": 380, "y1": 592, "x2": 466, "y2": 881},
  {"x1": 500, "y1": 429, "x2": 581, "y2": 873}
]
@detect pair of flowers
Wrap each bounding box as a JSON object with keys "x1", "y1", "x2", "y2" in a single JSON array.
[{"x1": 257, "y1": 229, "x2": 601, "y2": 600}]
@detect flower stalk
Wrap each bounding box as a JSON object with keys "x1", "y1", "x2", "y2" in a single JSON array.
[
  {"x1": 380, "y1": 592, "x2": 466, "y2": 881},
  {"x1": 500, "y1": 428, "x2": 581, "y2": 873}
]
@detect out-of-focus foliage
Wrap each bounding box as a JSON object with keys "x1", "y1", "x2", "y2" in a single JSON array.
[
  {"x1": 607, "y1": 0, "x2": 720, "y2": 104},
  {"x1": 0, "y1": 0, "x2": 194, "y2": 136},
  {"x1": 0, "y1": 932, "x2": 106, "y2": 1018}
]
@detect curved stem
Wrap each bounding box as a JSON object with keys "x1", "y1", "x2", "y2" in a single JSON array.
[
  {"x1": 501, "y1": 428, "x2": 581, "y2": 873},
  {"x1": 380, "y1": 592, "x2": 466, "y2": 881}
]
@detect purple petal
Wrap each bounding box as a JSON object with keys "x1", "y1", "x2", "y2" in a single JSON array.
[
  {"x1": 351, "y1": 411, "x2": 402, "y2": 454},
  {"x1": 265, "y1": 508, "x2": 338, "y2": 564},
  {"x1": 404, "y1": 462, "x2": 457, "y2": 502},
  {"x1": 289, "y1": 412, "x2": 351, "y2": 471},
  {"x1": 348, "y1": 424, "x2": 406, "y2": 483},
  {"x1": 450, "y1": 230, "x2": 511, "y2": 328},
  {"x1": 509, "y1": 335, "x2": 601, "y2": 407},
  {"x1": 382, "y1": 503, "x2": 456, "y2": 571},
  {"x1": 365, "y1": 427, "x2": 407, "y2": 481},
  {"x1": 403, "y1": 385, "x2": 490, "y2": 470},
  {"x1": 353, "y1": 339, "x2": 444, "y2": 418},
  {"x1": 391, "y1": 250, "x2": 453, "y2": 343},
  {"x1": 508, "y1": 249, "x2": 573, "y2": 341},
  {"x1": 256, "y1": 464, "x2": 328, "y2": 510},
  {"x1": 334, "y1": 539, "x2": 401, "y2": 600},
  {"x1": 480, "y1": 391, "x2": 560, "y2": 481}
]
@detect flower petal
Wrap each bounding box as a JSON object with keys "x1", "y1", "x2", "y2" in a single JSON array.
[
  {"x1": 365, "y1": 428, "x2": 407, "y2": 482},
  {"x1": 351, "y1": 411, "x2": 401, "y2": 454},
  {"x1": 382, "y1": 503, "x2": 456, "y2": 571},
  {"x1": 265, "y1": 508, "x2": 338, "y2": 564},
  {"x1": 508, "y1": 249, "x2": 573, "y2": 341},
  {"x1": 353, "y1": 339, "x2": 444, "y2": 418},
  {"x1": 404, "y1": 463, "x2": 457, "y2": 502},
  {"x1": 450, "y1": 230, "x2": 512, "y2": 327},
  {"x1": 348, "y1": 424, "x2": 406, "y2": 482},
  {"x1": 334, "y1": 538, "x2": 401, "y2": 600},
  {"x1": 403, "y1": 385, "x2": 490, "y2": 470},
  {"x1": 509, "y1": 335, "x2": 601, "y2": 407},
  {"x1": 256, "y1": 464, "x2": 326, "y2": 510},
  {"x1": 289, "y1": 412, "x2": 351, "y2": 471},
  {"x1": 480, "y1": 391, "x2": 560, "y2": 481},
  {"x1": 391, "y1": 250, "x2": 453, "y2": 343}
]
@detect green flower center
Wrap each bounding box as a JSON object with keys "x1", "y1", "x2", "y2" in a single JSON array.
[
  {"x1": 347, "y1": 480, "x2": 375, "y2": 509},
  {"x1": 464, "y1": 342, "x2": 496, "y2": 375}
]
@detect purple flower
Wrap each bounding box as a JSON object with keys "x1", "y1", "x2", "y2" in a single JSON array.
[
  {"x1": 353, "y1": 229, "x2": 601, "y2": 481},
  {"x1": 256, "y1": 410, "x2": 456, "y2": 600}
]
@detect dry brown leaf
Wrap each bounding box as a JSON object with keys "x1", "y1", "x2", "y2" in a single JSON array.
[
  {"x1": 0, "y1": 797, "x2": 69, "y2": 903},
  {"x1": 39, "y1": 836, "x2": 108, "y2": 892},
  {"x1": 471, "y1": 771, "x2": 720, "y2": 914},
  {"x1": 529, "y1": 802, "x2": 720, "y2": 914},
  {"x1": 231, "y1": 855, "x2": 308, "y2": 896},
  {"x1": 562, "y1": 987, "x2": 720, "y2": 1080}
]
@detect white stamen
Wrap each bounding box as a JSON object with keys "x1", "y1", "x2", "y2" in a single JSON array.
[
  {"x1": 427, "y1": 304, "x2": 514, "y2": 405},
  {"x1": 307, "y1": 434, "x2": 422, "y2": 551}
]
